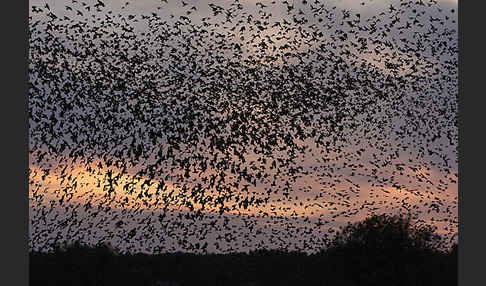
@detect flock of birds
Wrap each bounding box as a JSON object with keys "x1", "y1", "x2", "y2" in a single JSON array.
[{"x1": 28, "y1": 0, "x2": 458, "y2": 254}]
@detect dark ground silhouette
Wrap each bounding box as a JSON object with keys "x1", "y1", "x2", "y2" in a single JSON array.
[{"x1": 29, "y1": 214, "x2": 457, "y2": 286}]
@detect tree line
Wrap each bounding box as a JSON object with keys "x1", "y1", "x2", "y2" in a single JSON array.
[{"x1": 29, "y1": 214, "x2": 457, "y2": 286}]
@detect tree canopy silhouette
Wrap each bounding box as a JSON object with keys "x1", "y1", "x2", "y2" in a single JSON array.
[
  {"x1": 324, "y1": 214, "x2": 455, "y2": 286},
  {"x1": 330, "y1": 213, "x2": 444, "y2": 252}
]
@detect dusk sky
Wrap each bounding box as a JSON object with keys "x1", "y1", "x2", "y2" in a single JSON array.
[{"x1": 28, "y1": 0, "x2": 458, "y2": 254}]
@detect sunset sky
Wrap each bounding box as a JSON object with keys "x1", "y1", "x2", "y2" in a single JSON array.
[{"x1": 28, "y1": 0, "x2": 458, "y2": 254}]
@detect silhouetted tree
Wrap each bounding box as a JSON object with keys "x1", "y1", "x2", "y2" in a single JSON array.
[
  {"x1": 330, "y1": 214, "x2": 443, "y2": 251},
  {"x1": 326, "y1": 214, "x2": 452, "y2": 286}
]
